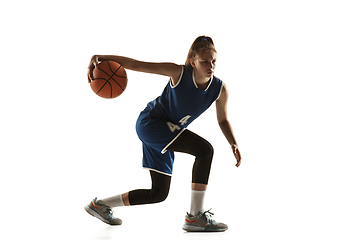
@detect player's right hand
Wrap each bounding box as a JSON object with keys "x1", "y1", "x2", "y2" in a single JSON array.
[{"x1": 87, "y1": 55, "x2": 100, "y2": 83}]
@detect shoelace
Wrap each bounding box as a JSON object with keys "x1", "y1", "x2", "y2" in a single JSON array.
[
  {"x1": 202, "y1": 209, "x2": 216, "y2": 224},
  {"x1": 103, "y1": 206, "x2": 115, "y2": 219}
]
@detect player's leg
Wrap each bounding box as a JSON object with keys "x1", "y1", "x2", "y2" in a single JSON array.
[
  {"x1": 167, "y1": 129, "x2": 212, "y2": 214},
  {"x1": 97, "y1": 170, "x2": 171, "y2": 206},
  {"x1": 167, "y1": 129, "x2": 228, "y2": 232},
  {"x1": 128, "y1": 170, "x2": 171, "y2": 205},
  {"x1": 85, "y1": 170, "x2": 171, "y2": 225}
]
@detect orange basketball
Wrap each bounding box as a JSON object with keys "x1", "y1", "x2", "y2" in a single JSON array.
[{"x1": 90, "y1": 61, "x2": 128, "y2": 99}]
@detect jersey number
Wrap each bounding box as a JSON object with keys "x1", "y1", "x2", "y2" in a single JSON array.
[
  {"x1": 167, "y1": 122, "x2": 181, "y2": 133},
  {"x1": 179, "y1": 115, "x2": 191, "y2": 126},
  {"x1": 167, "y1": 115, "x2": 191, "y2": 132}
]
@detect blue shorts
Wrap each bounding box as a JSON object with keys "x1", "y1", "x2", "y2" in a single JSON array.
[{"x1": 136, "y1": 109, "x2": 185, "y2": 176}]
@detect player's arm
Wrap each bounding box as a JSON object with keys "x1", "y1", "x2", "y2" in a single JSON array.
[
  {"x1": 216, "y1": 83, "x2": 242, "y2": 167},
  {"x1": 88, "y1": 55, "x2": 182, "y2": 85}
]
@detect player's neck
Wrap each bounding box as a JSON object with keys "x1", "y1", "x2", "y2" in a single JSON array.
[{"x1": 193, "y1": 71, "x2": 211, "y2": 90}]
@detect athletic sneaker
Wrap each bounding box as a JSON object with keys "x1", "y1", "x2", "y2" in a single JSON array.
[
  {"x1": 182, "y1": 209, "x2": 228, "y2": 232},
  {"x1": 84, "y1": 198, "x2": 122, "y2": 225}
]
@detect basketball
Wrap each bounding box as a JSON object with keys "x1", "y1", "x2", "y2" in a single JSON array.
[{"x1": 90, "y1": 61, "x2": 128, "y2": 99}]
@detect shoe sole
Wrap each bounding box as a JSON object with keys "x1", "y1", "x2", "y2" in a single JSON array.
[
  {"x1": 84, "y1": 205, "x2": 122, "y2": 226},
  {"x1": 182, "y1": 224, "x2": 228, "y2": 232}
]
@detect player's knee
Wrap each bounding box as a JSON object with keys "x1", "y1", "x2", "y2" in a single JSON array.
[
  {"x1": 155, "y1": 191, "x2": 169, "y2": 203},
  {"x1": 149, "y1": 186, "x2": 169, "y2": 203},
  {"x1": 206, "y1": 142, "x2": 214, "y2": 158},
  {"x1": 197, "y1": 140, "x2": 214, "y2": 160}
]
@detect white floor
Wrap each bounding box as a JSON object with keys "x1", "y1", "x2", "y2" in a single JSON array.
[{"x1": 3, "y1": 157, "x2": 360, "y2": 240}]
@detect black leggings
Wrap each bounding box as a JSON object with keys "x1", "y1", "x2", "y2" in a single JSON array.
[{"x1": 129, "y1": 129, "x2": 213, "y2": 206}]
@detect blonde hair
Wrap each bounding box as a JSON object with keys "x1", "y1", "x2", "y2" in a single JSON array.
[{"x1": 185, "y1": 36, "x2": 217, "y2": 71}]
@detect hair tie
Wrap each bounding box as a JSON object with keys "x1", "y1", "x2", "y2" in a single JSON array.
[{"x1": 201, "y1": 38, "x2": 208, "y2": 41}]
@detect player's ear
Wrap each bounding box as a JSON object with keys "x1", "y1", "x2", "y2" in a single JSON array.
[{"x1": 190, "y1": 58, "x2": 196, "y2": 69}]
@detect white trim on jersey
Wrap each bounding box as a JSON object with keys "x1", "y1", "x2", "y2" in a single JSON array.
[
  {"x1": 204, "y1": 77, "x2": 213, "y2": 91},
  {"x1": 192, "y1": 70, "x2": 214, "y2": 91},
  {"x1": 143, "y1": 168, "x2": 173, "y2": 176},
  {"x1": 170, "y1": 66, "x2": 184, "y2": 89},
  {"x1": 215, "y1": 82, "x2": 224, "y2": 101},
  {"x1": 161, "y1": 128, "x2": 186, "y2": 154},
  {"x1": 192, "y1": 71, "x2": 198, "y2": 88}
]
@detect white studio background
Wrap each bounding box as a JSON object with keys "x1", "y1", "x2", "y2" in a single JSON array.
[{"x1": 1, "y1": 0, "x2": 359, "y2": 240}]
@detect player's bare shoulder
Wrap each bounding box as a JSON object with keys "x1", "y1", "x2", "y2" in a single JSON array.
[
  {"x1": 169, "y1": 64, "x2": 183, "y2": 87},
  {"x1": 217, "y1": 82, "x2": 228, "y2": 103}
]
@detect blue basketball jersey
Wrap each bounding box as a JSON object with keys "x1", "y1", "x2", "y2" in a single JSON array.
[
  {"x1": 146, "y1": 66, "x2": 223, "y2": 129},
  {"x1": 136, "y1": 65, "x2": 223, "y2": 175}
]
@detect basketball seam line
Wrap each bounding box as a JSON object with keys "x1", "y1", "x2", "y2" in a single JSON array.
[
  {"x1": 97, "y1": 65, "x2": 121, "y2": 98},
  {"x1": 107, "y1": 61, "x2": 127, "y2": 78},
  {"x1": 99, "y1": 62, "x2": 126, "y2": 97},
  {"x1": 106, "y1": 61, "x2": 126, "y2": 91}
]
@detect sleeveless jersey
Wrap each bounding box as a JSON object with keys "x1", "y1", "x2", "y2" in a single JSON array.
[
  {"x1": 136, "y1": 65, "x2": 223, "y2": 175},
  {"x1": 145, "y1": 66, "x2": 223, "y2": 129}
]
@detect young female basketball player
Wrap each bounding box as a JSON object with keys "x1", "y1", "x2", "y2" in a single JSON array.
[{"x1": 85, "y1": 36, "x2": 241, "y2": 232}]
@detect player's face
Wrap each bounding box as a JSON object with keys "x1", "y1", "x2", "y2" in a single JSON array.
[{"x1": 192, "y1": 50, "x2": 217, "y2": 79}]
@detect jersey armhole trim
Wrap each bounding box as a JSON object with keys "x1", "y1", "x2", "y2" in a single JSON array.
[
  {"x1": 215, "y1": 82, "x2": 224, "y2": 101},
  {"x1": 170, "y1": 65, "x2": 184, "y2": 88}
]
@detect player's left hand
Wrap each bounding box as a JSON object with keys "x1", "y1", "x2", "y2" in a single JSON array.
[{"x1": 231, "y1": 144, "x2": 241, "y2": 167}]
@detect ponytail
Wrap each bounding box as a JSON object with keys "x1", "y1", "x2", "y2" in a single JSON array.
[{"x1": 185, "y1": 36, "x2": 217, "y2": 71}]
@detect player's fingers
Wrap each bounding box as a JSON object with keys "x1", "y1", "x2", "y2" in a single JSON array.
[
  {"x1": 88, "y1": 55, "x2": 99, "y2": 70},
  {"x1": 93, "y1": 60, "x2": 98, "y2": 68},
  {"x1": 87, "y1": 65, "x2": 94, "y2": 82},
  {"x1": 234, "y1": 150, "x2": 241, "y2": 167},
  {"x1": 88, "y1": 72, "x2": 92, "y2": 83},
  {"x1": 92, "y1": 55, "x2": 100, "y2": 68}
]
